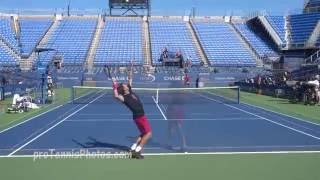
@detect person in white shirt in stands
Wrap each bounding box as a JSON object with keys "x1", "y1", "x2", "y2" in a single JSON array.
[
  {"x1": 307, "y1": 75, "x2": 320, "y2": 104},
  {"x1": 47, "y1": 73, "x2": 54, "y2": 97}
]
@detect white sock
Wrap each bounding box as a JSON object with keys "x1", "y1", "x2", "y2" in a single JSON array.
[
  {"x1": 131, "y1": 143, "x2": 137, "y2": 151},
  {"x1": 135, "y1": 146, "x2": 142, "y2": 152}
]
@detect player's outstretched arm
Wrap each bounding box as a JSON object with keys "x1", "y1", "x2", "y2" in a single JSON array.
[
  {"x1": 128, "y1": 69, "x2": 133, "y2": 87},
  {"x1": 112, "y1": 77, "x2": 124, "y2": 102},
  {"x1": 128, "y1": 60, "x2": 134, "y2": 87}
]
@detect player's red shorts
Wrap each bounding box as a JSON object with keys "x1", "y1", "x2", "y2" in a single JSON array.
[{"x1": 134, "y1": 115, "x2": 152, "y2": 135}]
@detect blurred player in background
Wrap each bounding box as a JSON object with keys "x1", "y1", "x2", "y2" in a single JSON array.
[{"x1": 166, "y1": 81, "x2": 187, "y2": 152}]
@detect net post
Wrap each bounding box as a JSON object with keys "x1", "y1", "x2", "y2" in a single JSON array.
[
  {"x1": 71, "y1": 86, "x2": 74, "y2": 104},
  {"x1": 156, "y1": 89, "x2": 159, "y2": 104},
  {"x1": 237, "y1": 86, "x2": 240, "y2": 104}
]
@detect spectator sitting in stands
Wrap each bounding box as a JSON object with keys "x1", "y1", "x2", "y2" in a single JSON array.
[
  {"x1": 163, "y1": 48, "x2": 168, "y2": 58},
  {"x1": 185, "y1": 56, "x2": 192, "y2": 68},
  {"x1": 159, "y1": 48, "x2": 169, "y2": 62},
  {"x1": 307, "y1": 75, "x2": 320, "y2": 104}
]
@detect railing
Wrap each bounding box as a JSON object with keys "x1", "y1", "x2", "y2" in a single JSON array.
[{"x1": 305, "y1": 49, "x2": 320, "y2": 64}]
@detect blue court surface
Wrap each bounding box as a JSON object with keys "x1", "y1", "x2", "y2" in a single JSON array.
[{"x1": 1, "y1": 91, "x2": 320, "y2": 157}]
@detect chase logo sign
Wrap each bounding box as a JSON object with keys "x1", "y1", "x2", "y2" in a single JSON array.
[
  {"x1": 107, "y1": 76, "x2": 128, "y2": 81},
  {"x1": 163, "y1": 75, "x2": 185, "y2": 81}
]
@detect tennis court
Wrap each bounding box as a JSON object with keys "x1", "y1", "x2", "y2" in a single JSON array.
[{"x1": 0, "y1": 86, "x2": 320, "y2": 157}]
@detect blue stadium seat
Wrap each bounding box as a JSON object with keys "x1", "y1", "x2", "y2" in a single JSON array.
[
  {"x1": 149, "y1": 18, "x2": 200, "y2": 65},
  {"x1": 265, "y1": 15, "x2": 286, "y2": 42},
  {"x1": 289, "y1": 13, "x2": 320, "y2": 44},
  {"x1": 234, "y1": 23, "x2": 276, "y2": 57},
  {"x1": 94, "y1": 18, "x2": 144, "y2": 65},
  {"x1": 34, "y1": 51, "x2": 55, "y2": 66},
  {"x1": 0, "y1": 16, "x2": 19, "y2": 52},
  {"x1": 0, "y1": 46, "x2": 18, "y2": 66},
  {"x1": 192, "y1": 21, "x2": 256, "y2": 67},
  {"x1": 20, "y1": 18, "x2": 53, "y2": 56},
  {"x1": 45, "y1": 18, "x2": 97, "y2": 65}
]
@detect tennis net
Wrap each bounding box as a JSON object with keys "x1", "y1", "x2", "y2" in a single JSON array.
[{"x1": 71, "y1": 86, "x2": 240, "y2": 105}]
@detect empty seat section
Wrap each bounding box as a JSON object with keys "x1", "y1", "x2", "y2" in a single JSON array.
[
  {"x1": 46, "y1": 18, "x2": 97, "y2": 65},
  {"x1": 0, "y1": 16, "x2": 19, "y2": 52},
  {"x1": 289, "y1": 13, "x2": 320, "y2": 44},
  {"x1": 20, "y1": 18, "x2": 53, "y2": 56},
  {"x1": 265, "y1": 15, "x2": 286, "y2": 42},
  {"x1": 94, "y1": 18, "x2": 143, "y2": 65},
  {"x1": 235, "y1": 23, "x2": 276, "y2": 56},
  {"x1": 192, "y1": 21, "x2": 256, "y2": 67}
]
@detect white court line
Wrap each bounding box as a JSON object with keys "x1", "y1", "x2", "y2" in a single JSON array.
[
  {"x1": 64, "y1": 117, "x2": 261, "y2": 122},
  {"x1": 7, "y1": 94, "x2": 104, "y2": 157},
  {"x1": 76, "y1": 113, "x2": 161, "y2": 116},
  {"x1": 2, "y1": 144, "x2": 319, "y2": 151},
  {"x1": 0, "y1": 104, "x2": 64, "y2": 134},
  {"x1": 152, "y1": 96, "x2": 167, "y2": 120},
  {"x1": 198, "y1": 94, "x2": 320, "y2": 140},
  {"x1": 240, "y1": 101, "x2": 320, "y2": 127},
  {"x1": 206, "y1": 91, "x2": 320, "y2": 127},
  {"x1": 9, "y1": 103, "x2": 85, "y2": 150},
  {"x1": 0, "y1": 91, "x2": 95, "y2": 135},
  {"x1": 0, "y1": 150, "x2": 320, "y2": 158}
]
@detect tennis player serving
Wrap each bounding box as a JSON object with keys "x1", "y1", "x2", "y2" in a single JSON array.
[{"x1": 111, "y1": 67, "x2": 152, "y2": 159}]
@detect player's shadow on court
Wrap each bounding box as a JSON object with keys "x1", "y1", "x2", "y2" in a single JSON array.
[
  {"x1": 126, "y1": 136, "x2": 184, "y2": 152},
  {"x1": 72, "y1": 137, "x2": 130, "y2": 152}
]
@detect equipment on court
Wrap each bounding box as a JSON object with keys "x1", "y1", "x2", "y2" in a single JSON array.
[{"x1": 71, "y1": 86, "x2": 240, "y2": 105}]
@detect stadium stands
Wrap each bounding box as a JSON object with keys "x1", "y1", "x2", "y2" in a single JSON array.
[
  {"x1": 0, "y1": 46, "x2": 17, "y2": 66},
  {"x1": 19, "y1": 18, "x2": 53, "y2": 56},
  {"x1": 0, "y1": 16, "x2": 19, "y2": 52},
  {"x1": 94, "y1": 18, "x2": 143, "y2": 65},
  {"x1": 149, "y1": 18, "x2": 200, "y2": 65},
  {"x1": 289, "y1": 13, "x2": 320, "y2": 44},
  {"x1": 2, "y1": 14, "x2": 319, "y2": 70},
  {"x1": 234, "y1": 23, "x2": 276, "y2": 57},
  {"x1": 45, "y1": 18, "x2": 97, "y2": 65},
  {"x1": 265, "y1": 15, "x2": 286, "y2": 42},
  {"x1": 34, "y1": 51, "x2": 55, "y2": 66},
  {"x1": 192, "y1": 21, "x2": 256, "y2": 67}
]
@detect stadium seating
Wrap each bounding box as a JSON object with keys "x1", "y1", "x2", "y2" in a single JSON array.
[
  {"x1": 0, "y1": 45, "x2": 17, "y2": 66},
  {"x1": 265, "y1": 15, "x2": 286, "y2": 42},
  {"x1": 94, "y1": 18, "x2": 143, "y2": 65},
  {"x1": 0, "y1": 16, "x2": 19, "y2": 52},
  {"x1": 192, "y1": 21, "x2": 256, "y2": 67},
  {"x1": 289, "y1": 13, "x2": 320, "y2": 44},
  {"x1": 46, "y1": 18, "x2": 97, "y2": 65},
  {"x1": 234, "y1": 23, "x2": 276, "y2": 57},
  {"x1": 34, "y1": 51, "x2": 55, "y2": 66},
  {"x1": 149, "y1": 18, "x2": 200, "y2": 65},
  {"x1": 20, "y1": 18, "x2": 53, "y2": 56}
]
